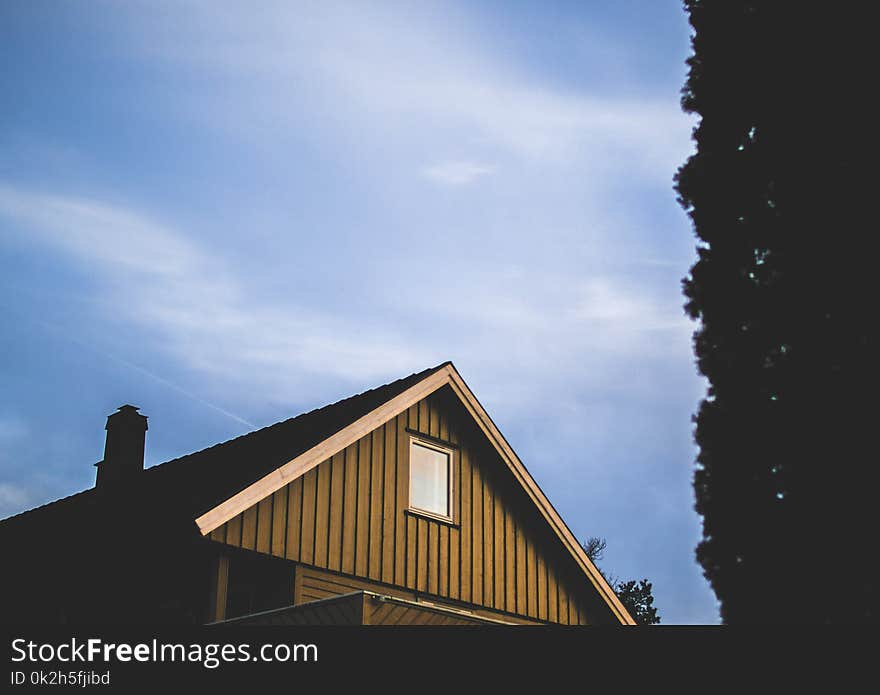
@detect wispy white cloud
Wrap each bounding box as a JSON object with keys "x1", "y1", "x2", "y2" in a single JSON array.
[
  {"x1": 421, "y1": 161, "x2": 494, "y2": 185},
  {"x1": 412, "y1": 271, "x2": 690, "y2": 406},
  {"x1": 0, "y1": 184, "x2": 433, "y2": 400},
  {"x1": 127, "y1": 1, "x2": 692, "y2": 177},
  {"x1": 0, "y1": 181, "x2": 689, "y2": 415},
  {"x1": 0, "y1": 0, "x2": 695, "y2": 417}
]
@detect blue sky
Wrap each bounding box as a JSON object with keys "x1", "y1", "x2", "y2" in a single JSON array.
[{"x1": 0, "y1": 1, "x2": 718, "y2": 623}]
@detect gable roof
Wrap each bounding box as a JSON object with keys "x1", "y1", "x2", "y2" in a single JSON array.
[{"x1": 194, "y1": 362, "x2": 635, "y2": 625}]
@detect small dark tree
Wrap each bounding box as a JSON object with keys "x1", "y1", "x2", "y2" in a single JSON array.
[
  {"x1": 583, "y1": 537, "x2": 660, "y2": 625},
  {"x1": 675, "y1": 2, "x2": 875, "y2": 622},
  {"x1": 615, "y1": 580, "x2": 660, "y2": 626}
]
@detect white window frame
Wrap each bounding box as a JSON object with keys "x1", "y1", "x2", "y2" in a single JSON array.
[{"x1": 407, "y1": 435, "x2": 455, "y2": 523}]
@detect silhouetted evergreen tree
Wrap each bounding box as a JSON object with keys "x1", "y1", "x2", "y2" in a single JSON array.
[{"x1": 675, "y1": 1, "x2": 875, "y2": 622}]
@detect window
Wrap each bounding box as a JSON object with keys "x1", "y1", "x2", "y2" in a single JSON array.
[{"x1": 409, "y1": 438, "x2": 453, "y2": 520}]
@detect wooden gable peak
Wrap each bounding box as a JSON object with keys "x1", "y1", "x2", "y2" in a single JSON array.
[{"x1": 193, "y1": 363, "x2": 635, "y2": 625}]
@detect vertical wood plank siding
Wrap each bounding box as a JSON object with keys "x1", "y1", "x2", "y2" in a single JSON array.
[{"x1": 214, "y1": 388, "x2": 594, "y2": 624}]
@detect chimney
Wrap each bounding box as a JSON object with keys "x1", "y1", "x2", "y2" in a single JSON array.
[{"x1": 94, "y1": 405, "x2": 148, "y2": 488}]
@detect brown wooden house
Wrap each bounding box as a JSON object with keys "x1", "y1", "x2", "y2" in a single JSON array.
[{"x1": 0, "y1": 362, "x2": 634, "y2": 625}]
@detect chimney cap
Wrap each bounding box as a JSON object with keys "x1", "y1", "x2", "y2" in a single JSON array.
[{"x1": 105, "y1": 404, "x2": 148, "y2": 430}]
